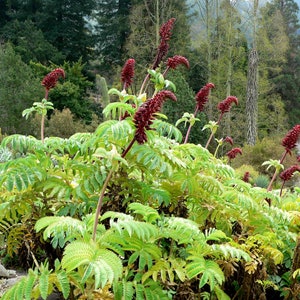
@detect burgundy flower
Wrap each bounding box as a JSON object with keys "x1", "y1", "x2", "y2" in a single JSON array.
[
  {"x1": 217, "y1": 96, "x2": 238, "y2": 114},
  {"x1": 167, "y1": 55, "x2": 190, "y2": 69},
  {"x1": 41, "y1": 68, "x2": 65, "y2": 91},
  {"x1": 152, "y1": 18, "x2": 176, "y2": 69},
  {"x1": 279, "y1": 165, "x2": 300, "y2": 182},
  {"x1": 133, "y1": 90, "x2": 177, "y2": 144},
  {"x1": 282, "y1": 125, "x2": 300, "y2": 152},
  {"x1": 226, "y1": 147, "x2": 242, "y2": 160},
  {"x1": 195, "y1": 83, "x2": 215, "y2": 111},
  {"x1": 242, "y1": 171, "x2": 250, "y2": 183},
  {"x1": 121, "y1": 58, "x2": 135, "y2": 89},
  {"x1": 224, "y1": 136, "x2": 234, "y2": 146}
]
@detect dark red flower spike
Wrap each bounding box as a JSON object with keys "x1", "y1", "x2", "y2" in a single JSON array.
[
  {"x1": 121, "y1": 58, "x2": 135, "y2": 90},
  {"x1": 167, "y1": 55, "x2": 190, "y2": 70},
  {"x1": 280, "y1": 165, "x2": 300, "y2": 182},
  {"x1": 217, "y1": 96, "x2": 238, "y2": 114},
  {"x1": 226, "y1": 147, "x2": 242, "y2": 160},
  {"x1": 195, "y1": 83, "x2": 215, "y2": 112},
  {"x1": 282, "y1": 125, "x2": 300, "y2": 152},
  {"x1": 42, "y1": 68, "x2": 65, "y2": 91},
  {"x1": 133, "y1": 90, "x2": 177, "y2": 144},
  {"x1": 152, "y1": 18, "x2": 176, "y2": 69},
  {"x1": 224, "y1": 136, "x2": 234, "y2": 146}
]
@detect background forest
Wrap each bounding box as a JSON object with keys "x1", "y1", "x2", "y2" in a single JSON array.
[
  {"x1": 1, "y1": 0, "x2": 300, "y2": 148},
  {"x1": 1, "y1": 1, "x2": 300, "y2": 300}
]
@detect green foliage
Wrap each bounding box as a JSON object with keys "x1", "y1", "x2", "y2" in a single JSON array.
[
  {"x1": 1, "y1": 9, "x2": 300, "y2": 298},
  {"x1": 0, "y1": 20, "x2": 64, "y2": 64},
  {"x1": 1, "y1": 260, "x2": 71, "y2": 300},
  {"x1": 232, "y1": 136, "x2": 295, "y2": 175},
  {"x1": 30, "y1": 60, "x2": 95, "y2": 123},
  {"x1": 0, "y1": 43, "x2": 43, "y2": 135},
  {"x1": 45, "y1": 109, "x2": 98, "y2": 139},
  {"x1": 1, "y1": 101, "x2": 299, "y2": 299}
]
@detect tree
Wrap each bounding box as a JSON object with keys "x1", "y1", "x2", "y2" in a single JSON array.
[
  {"x1": 1, "y1": 19, "x2": 64, "y2": 64},
  {"x1": 255, "y1": 1, "x2": 289, "y2": 138},
  {"x1": 38, "y1": 0, "x2": 96, "y2": 62},
  {"x1": 246, "y1": 0, "x2": 259, "y2": 145},
  {"x1": 0, "y1": 43, "x2": 43, "y2": 134},
  {"x1": 203, "y1": 0, "x2": 247, "y2": 144},
  {"x1": 124, "y1": 0, "x2": 191, "y2": 87},
  {"x1": 92, "y1": 0, "x2": 132, "y2": 75},
  {"x1": 0, "y1": 0, "x2": 96, "y2": 63},
  {"x1": 36, "y1": 60, "x2": 95, "y2": 123},
  {"x1": 266, "y1": 0, "x2": 300, "y2": 126}
]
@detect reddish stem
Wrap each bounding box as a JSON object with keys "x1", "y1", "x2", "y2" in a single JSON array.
[
  {"x1": 41, "y1": 115, "x2": 45, "y2": 143},
  {"x1": 267, "y1": 150, "x2": 288, "y2": 193},
  {"x1": 280, "y1": 181, "x2": 286, "y2": 197},
  {"x1": 92, "y1": 136, "x2": 136, "y2": 241},
  {"x1": 139, "y1": 74, "x2": 150, "y2": 96},
  {"x1": 92, "y1": 168, "x2": 114, "y2": 241},
  {"x1": 205, "y1": 112, "x2": 224, "y2": 149},
  {"x1": 122, "y1": 137, "x2": 136, "y2": 158},
  {"x1": 183, "y1": 107, "x2": 199, "y2": 144}
]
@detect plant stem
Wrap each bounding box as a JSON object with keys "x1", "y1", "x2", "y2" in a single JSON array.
[
  {"x1": 280, "y1": 181, "x2": 285, "y2": 197},
  {"x1": 139, "y1": 73, "x2": 150, "y2": 96},
  {"x1": 267, "y1": 150, "x2": 288, "y2": 192},
  {"x1": 92, "y1": 168, "x2": 114, "y2": 241},
  {"x1": 162, "y1": 66, "x2": 170, "y2": 77},
  {"x1": 122, "y1": 137, "x2": 136, "y2": 158},
  {"x1": 92, "y1": 137, "x2": 136, "y2": 241},
  {"x1": 205, "y1": 113, "x2": 223, "y2": 149},
  {"x1": 214, "y1": 144, "x2": 221, "y2": 157},
  {"x1": 41, "y1": 114, "x2": 45, "y2": 143},
  {"x1": 183, "y1": 107, "x2": 198, "y2": 144}
]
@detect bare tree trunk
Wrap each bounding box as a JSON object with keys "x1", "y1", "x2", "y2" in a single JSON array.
[
  {"x1": 246, "y1": 48, "x2": 259, "y2": 145},
  {"x1": 246, "y1": 0, "x2": 259, "y2": 145}
]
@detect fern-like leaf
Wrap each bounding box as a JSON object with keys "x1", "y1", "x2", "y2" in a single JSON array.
[
  {"x1": 162, "y1": 217, "x2": 203, "y2": 244},
  {"x1": 152, "y1": 119, "x2": 183, "y2": 142},
  {"x1": 101, "y1": 211, "x2": 159, "y2": 241},
  {"x1": 1, "y1": 134, "x2": 43, "y2": 155},
  {"x1": 103, "y1": 102, "x2": 136, "y2": 120},
  {"x1": 35, "y1": 216, "x2": 87, "y2": 248},
  {"x1": 61, "y1": 240, "x2": 122, "y2": 289},
  {"x1": 128, "y1": 202, "x2": 161, "y2": 223},
  {"x1": 95, "y1": 120, "x2": 134, "y2": 144},
  {"x1": 186, "y1": 256, "x2": 225, "y2": 291}
]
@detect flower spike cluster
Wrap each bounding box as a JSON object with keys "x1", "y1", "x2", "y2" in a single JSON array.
[
  {"x1": 224, "y1": 136, "x2": 234, "y2": 146},
  {"x1": 121, "y1": 58, "x2": 135, "y2": 90},
  {"x1": 226, "y1": 147, "x2": 242, "y2": 160},
  {"x1": 133, "y1": 90, "x2": 177, "y2": 144},
  {"x1": 280, "y1": 165, "x2": 300, "y2": 182},
  {"x1": 167, "y1": 55, "x2": 190, "y2": 70},
  {"x1": 152, "y1": 18, "x2": 176, "y2": 69},
  {"x1": 282, "y1": 124, "x2": 300, "y2": 152},
  {"x1": 217, "y1": 96, "x2": 238, "y2": 114},
  {"x1": 42, "y1": 68, "x2": 65, "y2": 91},
  {"x1": 195, "y1": 83, "x2": 215, "y2": 112},
  {"x1": 242, "y1": 171, "x2": 250, "y2": 183}
]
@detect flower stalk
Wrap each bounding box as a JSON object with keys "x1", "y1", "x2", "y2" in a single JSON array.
[
  {"x1": 279, "y1": 165, "x2": 300, "y2": 196},
  {"x1": 92, "y1": 90, "x2": 177, "y2": 240},
  {"x1": 183, "y1": 83, "x2": 215, "y2": 144},
  {"x1": 267, "y1": 125, "x2": 300, "y2": 193},
  {"x1": 139, "y1": 18, "x2": 176, "y2": 96},
  {"x1": 22, "y1": 68, "x2": 65, "y2": 143},
  {"x1": 205, "y1": 96, "x2": 238, "y2": 149}
]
